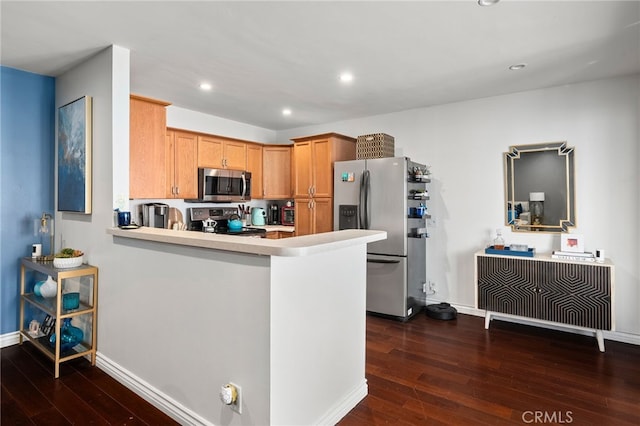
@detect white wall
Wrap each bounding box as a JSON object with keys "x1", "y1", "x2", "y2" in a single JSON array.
[
  {"x1": 167, "y1": 106, "x2": 277, "y2": 144},
  {"x1": 277, "y1": 75, "x2": 640, "y2": 337}
]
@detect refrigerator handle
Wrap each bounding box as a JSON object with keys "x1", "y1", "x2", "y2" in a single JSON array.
[
  {"x1": 367, "y1": 258, "x2": 401, "y2": 264},
  {"x1": 365, "y1": 169, "x2": 371, "y2": 229},
  {"x1": 359, "y1": 170, "x2": 371, "y2": 229}
]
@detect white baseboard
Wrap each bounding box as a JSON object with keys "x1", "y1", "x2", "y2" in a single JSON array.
[
  {"x1": 96, "y1": 353, "x2": 213, "y2": 426},
  {"x1": 313, "y1": 379, "x2": 368, "y2": 425},
  {"x1": 1, "y1": 331, "x2": 20, "y2": 348},
  {"x1": 426, "y1": 298, "x2": 640, "y2": 346}
]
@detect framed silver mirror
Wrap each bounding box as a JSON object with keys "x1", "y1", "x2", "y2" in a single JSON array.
[{"x1": 504, "y1": 141, "x2": 575, "y2": 233}]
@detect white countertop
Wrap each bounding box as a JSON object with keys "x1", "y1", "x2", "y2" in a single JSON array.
[{"x1": 107, "y1": 227, "x2": 385, "y2": 257}]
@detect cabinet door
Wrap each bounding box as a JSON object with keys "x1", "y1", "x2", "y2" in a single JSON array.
[
  {"x1": 476, "y1": 256, "x2": 539, "y2": 318},
  {"x1": 293, "y1": 142, "x2": 313, "y2": 198},
  {"x1": 224, "y1": 140, "x2": 247, "y2": 170},
  {"x1": 246, "y1": 144, "x2": 263, "y2": 199},
  {"x1": 294, "y1": 198, "x2": 313, "y2": 236},
  {"x1": 311, "y1": 139, "x2": 333, "y2": 198},
  {"x1": 173, "y1": 131, "x2": 198, "y2": 199},
  {"x1": 198, "y1": 135, "x2": 225, "y2": 168},
  {"x1": 166, "y1": 130, "x2": 177, "y2": 197},
  {"x1": 129, "y1": 96, "x2": 169, "y2": 199},
  {"x1": 263, "y1": 146, "x2": 292, "y2": 199},
  {"x1": 539, "y1": 262, "x2": 612, "y2": 329},
  {"x1": 313, "y1": 197, "x2": 333, "y2": 234}
]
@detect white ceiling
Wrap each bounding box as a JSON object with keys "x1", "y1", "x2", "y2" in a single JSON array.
[{"x1": 2, "y1": 1, "x2": 639, "y2": 131}]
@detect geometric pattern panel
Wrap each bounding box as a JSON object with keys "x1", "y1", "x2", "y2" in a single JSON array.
[
  {"x1": 477, "y1": 255, "x2": 612, "y2": 331},
  {"x1": 477, "y1": 256, "x2": 539, "y2": 318},
  {"x1": 541, "y1": 262, "x2": 612, "y2": 329}
]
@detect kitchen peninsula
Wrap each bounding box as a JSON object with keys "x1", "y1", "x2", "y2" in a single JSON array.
[{"x1": 105, "y1": 227, "x2": 385, "y2": 425}]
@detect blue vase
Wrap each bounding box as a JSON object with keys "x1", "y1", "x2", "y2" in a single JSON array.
[{"x1": 49, "y1": 318, "x2": 84, "y2": 351}]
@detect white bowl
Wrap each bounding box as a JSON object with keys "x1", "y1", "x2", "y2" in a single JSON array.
[{"x1": 53, "y1": 255, "x2": 83, "y2": 269}]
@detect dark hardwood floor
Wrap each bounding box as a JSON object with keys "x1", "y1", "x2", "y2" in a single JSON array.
[
  {"x1": 1, "y1": 341, "x2": 179, "y2": 425},
  {"x1": 2, "y1": 313, "x2": 639, "y2": 425},
  {"x1": 341, "y1": 313, "x2": 640, "y2": 426}
]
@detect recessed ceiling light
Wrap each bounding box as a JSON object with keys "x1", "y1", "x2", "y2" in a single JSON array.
[
  {"x1": 478, "y1": 0, "x2": 500, "y2": 6},
  {"x1": 199, "y1": 82, "x2": 212, "y2": 91},
  {"x1": 508, "y1": 64, "x2": 527, "y2": 71},
  {"x1": 339, "y1": 72, "x2": 353, "y2": 83},
  {"x1": 282, "y1": 108, "x2": 292, "y2": 116}
]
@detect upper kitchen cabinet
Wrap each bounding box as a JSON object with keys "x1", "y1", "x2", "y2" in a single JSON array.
[
  {"x1": 246, "y1": 143, "x2": 263, "y2": 199},
  {"x1": 262, "y1": 145, "x2": 292, "y2": 199},
  {"x1": 292, "y1": 133, "x2": 356, "y2": 198},
  {"x1": 166, "y1": 129, "x2": 198, "y2": 199},
  {"x1": 197, "y1": 135, "x2": 247, "y2": 170},
  {"x1": 129, "y1": 95, "x2": 171, "y2": 199}
]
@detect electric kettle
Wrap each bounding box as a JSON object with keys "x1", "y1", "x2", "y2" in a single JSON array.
[{"x1": 251, "y1": 207, "x2": 266, "y2": 226}]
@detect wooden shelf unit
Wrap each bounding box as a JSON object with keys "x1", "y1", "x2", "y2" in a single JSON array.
[{"x1": 19, "y1": 258, "x2": 98, "y2": 377}]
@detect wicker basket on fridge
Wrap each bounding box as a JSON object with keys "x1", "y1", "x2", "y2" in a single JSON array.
[{"x1": 356, "y1": 133, "x2": 395, "y2": 159}]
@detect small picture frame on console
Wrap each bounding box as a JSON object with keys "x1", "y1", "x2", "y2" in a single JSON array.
[{"x1": 561, "y1": 234, "x2": 584, "y2": 253}]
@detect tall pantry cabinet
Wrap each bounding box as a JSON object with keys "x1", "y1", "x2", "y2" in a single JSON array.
[
  {"x1": 129, "y1": 95, "x2": 171, "y2": 199},
  {"x1": 292, "y1": 133, "x2": 356, "y2": 236}
]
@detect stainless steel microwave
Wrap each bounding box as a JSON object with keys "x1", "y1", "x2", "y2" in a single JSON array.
[{"x1": 192, "y1": 168, "x2": 251, "y2": 202}]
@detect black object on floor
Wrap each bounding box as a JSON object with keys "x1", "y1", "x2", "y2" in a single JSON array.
[{"x1": 425, "y1": 302, "x2": 457, "y2": 320}]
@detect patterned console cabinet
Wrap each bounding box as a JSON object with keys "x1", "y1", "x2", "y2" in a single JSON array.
[{"x1": 474, "y1": 251, "x2": 614, "y2": 352}]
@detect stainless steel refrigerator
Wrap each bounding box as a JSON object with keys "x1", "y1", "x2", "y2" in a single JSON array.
[{"x1": 333, "y1": 157, "x2": 428, "y2": 321}]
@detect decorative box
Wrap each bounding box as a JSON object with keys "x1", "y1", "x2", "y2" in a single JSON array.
[{"x1": 356, "y1": 133, "x2": 395, "y2": 159}]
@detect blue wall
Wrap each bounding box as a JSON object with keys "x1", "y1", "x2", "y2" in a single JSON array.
[{"x1": 1, "y1": 66, "x2": 55, "y2": 334}]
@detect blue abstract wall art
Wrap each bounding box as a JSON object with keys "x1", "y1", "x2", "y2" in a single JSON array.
[{"x1": 58, "y1": 96, "x2": 92, "y2": 213}]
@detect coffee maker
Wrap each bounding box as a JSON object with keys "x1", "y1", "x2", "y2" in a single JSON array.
[
  {"x1": 269, "y1": 204, "x2": 280, "y2": 225},
  {"x1": 142, "y1": 203, "x2": 169, "y2": 228}
]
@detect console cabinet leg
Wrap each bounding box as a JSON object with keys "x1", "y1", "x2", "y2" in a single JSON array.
[
  {"x1": 596, "y1": 330, "x2": 605, "y2": 352},
  {"x1": 484, "y1": 312, "x2": 492, "y2": 329}
]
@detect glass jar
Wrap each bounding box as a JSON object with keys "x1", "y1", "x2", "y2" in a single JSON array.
[{"x1": 494, "y1": 229, "x2": 505, "y2": 250}]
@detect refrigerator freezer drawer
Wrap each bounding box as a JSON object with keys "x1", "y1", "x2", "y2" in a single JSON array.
[{"x1": 366, "y1": 254, "x2": 409, "y2": 318}]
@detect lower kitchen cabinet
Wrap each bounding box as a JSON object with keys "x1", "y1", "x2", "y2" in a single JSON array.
[
  {"x1": 294, "y1": 198, "x2": 332, "y2": 236},
  {"x1": 265, "y1": 230, "x2": 294, "y2": 239},
  {"x1": 19, "y1": 258, "x2": 98, "y2": 378},
  {"x1": 475, "y1": 252, "x2": 614, "y2": 351}
]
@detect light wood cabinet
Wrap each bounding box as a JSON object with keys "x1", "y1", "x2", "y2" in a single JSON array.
[
  {"x1": 246, "y1": 143, "x2": 263, "y2": 199},
  {"x1": 262, "y1": 145, "x2": 292, "y2": 199},
  {"x1": 292, "y1": 134, "x2": 355, "y2": 199},
  {"x1": 129, "y1": 95, "x2": 171, "y2": 199},
  {"x1": 166, "y1": 129, "x2": 198, "y2": 199},
  {"x1": 291, "y1": 133, "x2": 356, "y2": 234},
  {"x1": 198, "y1": 135, "x2": 247, "y2": 170},
  {"x1": 294, "y1": 197, "x2": 332, "y2": 236},
  {"x1": 265, "y1": 230, "x2": 294, "y2": 239}
]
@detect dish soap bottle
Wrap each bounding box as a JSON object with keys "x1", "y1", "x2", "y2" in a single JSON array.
[{"x1": 493, "y1": 229, "x2": 505, "y2": 250}]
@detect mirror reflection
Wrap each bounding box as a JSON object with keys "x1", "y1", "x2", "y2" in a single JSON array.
[{"x1": 504, "y1": 142, "x2": 575, "y2": 233}]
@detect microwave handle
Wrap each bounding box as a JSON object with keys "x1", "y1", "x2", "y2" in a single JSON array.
[{"x1": 241, "y1": 172, "x2": 247, "y2": 199}]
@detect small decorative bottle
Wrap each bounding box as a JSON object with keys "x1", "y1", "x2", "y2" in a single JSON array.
[{"x1": 493, "y1": 229, "x2": 505, "y2": 250}]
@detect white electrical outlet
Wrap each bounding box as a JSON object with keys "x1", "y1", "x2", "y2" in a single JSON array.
[{"x1": 220, "y1": 382, "x2": 243, "y2": 414}]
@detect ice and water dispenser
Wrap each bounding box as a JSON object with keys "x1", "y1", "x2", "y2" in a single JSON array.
[{"x1": 338, "y1": 205, "x2": 359, "y2": 230}]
